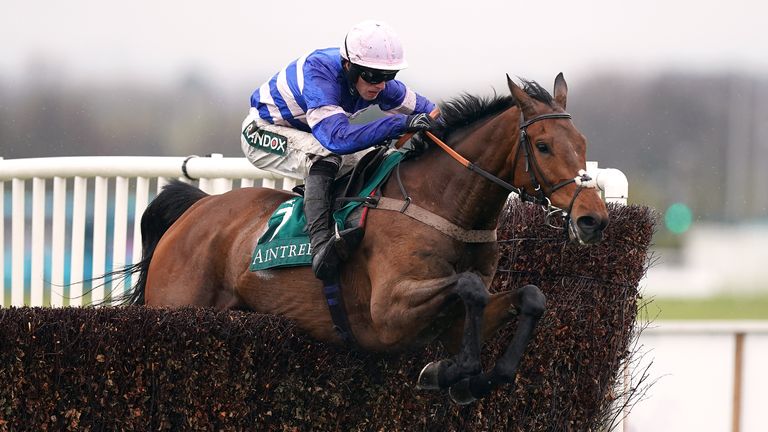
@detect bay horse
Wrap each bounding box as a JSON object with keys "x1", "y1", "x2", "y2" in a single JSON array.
[{"x1": 122, "y1": 74, "x2": 609, "y2": 404}]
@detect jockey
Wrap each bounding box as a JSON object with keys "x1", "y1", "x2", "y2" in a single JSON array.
[{"x1": 241, "y1": 20, "x2": 437, "y2": 281}]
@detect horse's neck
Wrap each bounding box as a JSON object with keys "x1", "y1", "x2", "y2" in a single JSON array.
[{"x1": 399, "y1": 108, "x2": 520, "y2": 230}]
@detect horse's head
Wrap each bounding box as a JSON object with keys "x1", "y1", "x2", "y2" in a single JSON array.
[{"x1": 507, "y1": 73, "x2": 609, "y2": 244}]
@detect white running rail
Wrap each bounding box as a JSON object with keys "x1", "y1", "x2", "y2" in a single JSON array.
[{"x1": 1, "y1": 155, "x2": 627, "y2": 307}]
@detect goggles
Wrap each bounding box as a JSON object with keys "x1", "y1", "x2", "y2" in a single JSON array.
[{"x1": 357, "y1": 66, "x2": 398, "y2": 84}]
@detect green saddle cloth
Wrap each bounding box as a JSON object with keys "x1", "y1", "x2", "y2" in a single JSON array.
[{"x1": 249, "y1": 150, "x2": 405, "y2": 271}]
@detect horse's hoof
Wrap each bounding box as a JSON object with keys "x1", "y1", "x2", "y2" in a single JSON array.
[
  {"x1": 417, "y1": 361, "x2": 442, "y2": 390},
  {"x1": 449, "y1": 379, "x2": 477, "y2": 405}
]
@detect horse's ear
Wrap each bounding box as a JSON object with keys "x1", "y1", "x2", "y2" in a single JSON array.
[
  {"x1": 507, "y1": 74, "x2": 536, "y2": 118},
  {"x1": 554, "y1": 72, "x2": 568, "y2": 109}
]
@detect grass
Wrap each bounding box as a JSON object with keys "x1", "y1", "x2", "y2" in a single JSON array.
[{"x1": 641, "y1": 293, "x2": 768, "y2": 320}]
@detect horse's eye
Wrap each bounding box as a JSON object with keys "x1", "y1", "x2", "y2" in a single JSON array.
[{"x1": 535, "y1": 141, "x2": 550, "y2": 154}]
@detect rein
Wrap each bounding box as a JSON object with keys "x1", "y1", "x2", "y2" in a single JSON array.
[{"x1": 423, "y1": 112, "x2": 596, "y2": 232}]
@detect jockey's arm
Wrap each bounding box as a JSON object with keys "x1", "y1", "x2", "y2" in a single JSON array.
[
  {"x1": 306, "y1": 81, "x2": 436, "y2": 155},
  {"x1": 307, "y1": 109, "x2": 406, "y2": 155}
]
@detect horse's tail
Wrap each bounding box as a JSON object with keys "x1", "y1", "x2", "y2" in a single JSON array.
[{"x1": 118, "y1": 180, "x2": 208, "y2": 305}]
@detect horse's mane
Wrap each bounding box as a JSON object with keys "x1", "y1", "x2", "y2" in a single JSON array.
[{"x1": 415, "y1": 79, "x2": 554, "y2": 147}]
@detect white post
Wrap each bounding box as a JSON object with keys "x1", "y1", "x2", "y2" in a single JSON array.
[
  {"x1": 30, "y1": 178, "x2": 46, "y2": 306},
  {"x1": 599, "y1": 169, "x2": 629, "y2": 205},
  {"x1": 50, "y1": 177, "x2": 67, "y2": 307},
  {"x1": 206, "y1": 154, "x2": 233, "y2": 194},
  {"x1": 69, "y1": 176, "x2": 87, "y2": 305},
  {"x1": 91, "y1": 176, "x2": 108, "y2": 304},
  {"x1": 132, "y1": 177, "x2": 150, "y2": 266},
  {"x1": 111, "y1": 176, "x2": 129, "y2": 303},
  {"x1": 11, "y1": 178, "x2": 25, "y2": 306},
  {"x1": 282, "y1": 177, "x2": 298, "y2": 192},
  {"x1": 157, "y1": 177, "x2": 168, "y2": 194}
]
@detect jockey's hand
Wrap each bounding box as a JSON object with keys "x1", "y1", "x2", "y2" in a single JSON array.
[{"x1": 405, "y1": 113, "x2": 437, "y2": 133}]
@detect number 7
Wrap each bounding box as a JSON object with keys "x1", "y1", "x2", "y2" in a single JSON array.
[{"x1": 268, "y1": 206, "x2": 293, "y2": 242}]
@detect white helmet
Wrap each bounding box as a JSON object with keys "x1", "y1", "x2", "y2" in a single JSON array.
[{"x1": 341, "y1": 20, "x2": 408, "y2": 71}]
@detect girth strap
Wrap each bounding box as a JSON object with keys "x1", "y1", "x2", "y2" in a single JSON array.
[
  {"x1": 373, "y1": 197, "x2": 497, "y2": 243},
  {"x1": 322, "y1": 282, "x2": 357, "y2": 346}
]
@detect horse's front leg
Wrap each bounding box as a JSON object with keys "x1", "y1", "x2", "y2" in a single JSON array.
[
  {"x1": 417, "y1": 272, "x2": 489, "y2": 391},
  {"x1": 449, "y1": 284, "x2": 546, "y2": 404}
]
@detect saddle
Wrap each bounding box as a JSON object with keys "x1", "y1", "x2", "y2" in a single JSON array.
[
  {"x1": 291, "y1": 146, "x2": 391, "y2": 205},
  {"x1": 250, "y1": 147, "x2": 405, "y2": 272}
]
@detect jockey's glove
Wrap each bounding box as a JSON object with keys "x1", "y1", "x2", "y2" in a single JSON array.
[{"x1": 405, "y1": 113, "x2": 437, "y2": 133}]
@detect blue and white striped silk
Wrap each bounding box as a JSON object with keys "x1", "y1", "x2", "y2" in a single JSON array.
[{"x1": 249, "y1": 47, "x2": 435, "y2": 155}]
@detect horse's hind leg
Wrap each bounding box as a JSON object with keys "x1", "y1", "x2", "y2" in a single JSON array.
[
  {"x1": 449, "y1": 284, "x2": 546, "y2": 404},
  {"x1": 417, "y1": 272, "x2": 489, "y2": 392}
]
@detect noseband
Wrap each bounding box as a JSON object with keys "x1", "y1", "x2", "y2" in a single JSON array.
[{"x1": 422, "y1": 111, "x2": 597, "y2": 233}]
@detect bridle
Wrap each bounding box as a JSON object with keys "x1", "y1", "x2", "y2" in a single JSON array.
[
  {"x1": 422, "y1": 111, "x2": 597, "y2": 233},
  {"x1": 512, "y1": 112, "x2": 596, "y2": 230}
]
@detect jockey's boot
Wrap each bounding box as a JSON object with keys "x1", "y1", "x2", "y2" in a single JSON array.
[{"x1": 304, "y1": 157, "x2": 343, "y2": 281}]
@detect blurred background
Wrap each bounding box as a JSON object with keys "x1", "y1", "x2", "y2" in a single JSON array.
[{"x1": 2, "y1": 1, "x2": 767, "y2": 430}]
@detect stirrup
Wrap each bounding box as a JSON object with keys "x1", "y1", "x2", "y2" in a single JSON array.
[
  {"x1": 333, "y1": 226, "x2": 364, "y2": 261},
  {"x1": 312, "y1": 241, "x2": 340, "y2": 281}
]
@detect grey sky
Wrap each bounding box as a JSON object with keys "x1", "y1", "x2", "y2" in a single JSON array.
[{"x1": 2, "y1": 0, "x2": 767, "y2": 94}]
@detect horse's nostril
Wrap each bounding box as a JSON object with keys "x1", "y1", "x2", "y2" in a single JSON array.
[{"x1": 576, "y1": 215, "x2": 602, "y2": 234}]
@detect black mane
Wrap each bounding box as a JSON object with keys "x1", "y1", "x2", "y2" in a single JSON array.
[
  {"x1": 438, "y1": 93, "x2": 515, "y2": 134},
  {"x1": 418, "y1": 79, "x2": 554, "y2": 143}
]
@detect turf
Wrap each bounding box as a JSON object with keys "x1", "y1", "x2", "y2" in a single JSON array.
[{"x1": 641, "y1": 293, "x2": 768, "y2": 320}]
